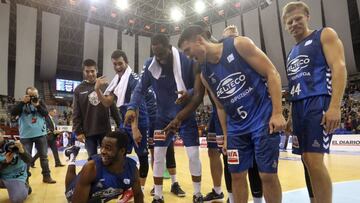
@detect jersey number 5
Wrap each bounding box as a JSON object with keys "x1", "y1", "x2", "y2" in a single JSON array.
[{"x1": 237, "y1": 106, "x2": 248, "y2": 119}]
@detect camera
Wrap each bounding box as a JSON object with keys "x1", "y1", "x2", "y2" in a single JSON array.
[
  {"x1": 30, "y1": 96, "x2": 39, "y2": 103},
  {"x1": 3, "y1": 141, "x2": 19, "y2": 154}
]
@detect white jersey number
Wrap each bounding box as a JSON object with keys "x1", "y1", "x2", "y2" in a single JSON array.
[
  {"x1": 290, "y1": 83, "x2": 301, "y2": 96},
  {"x1": 237, "y1": 106, "x2": 248, "y2": 119}
]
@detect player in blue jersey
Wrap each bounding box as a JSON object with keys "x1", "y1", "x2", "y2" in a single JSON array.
[
  {"x1": 124, "y1": 34, "x2": 203, "y2": 203},
  {"x1": 177, "y1": 25, "x2": 286, "y2": 203},
  {"x1": 282, "y1": 2, "x2": 347, "y2": 203},
  {"x1": 64, "y1": 130, "x2": 143, "y2": 203},
  {"x1": 94, "y1": 50, "x2": 151, "y2": 192}
]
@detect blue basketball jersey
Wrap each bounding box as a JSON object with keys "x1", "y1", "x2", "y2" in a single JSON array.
[
  {"x1": 286, "y1": 29, "x2": 332, "y2": 101},
  {"x1": 201, "y1": 37, "x2": 272, "y2": 136},
  {"x1": 66, "y1": 155, "x2": 137, "y2": 202}
]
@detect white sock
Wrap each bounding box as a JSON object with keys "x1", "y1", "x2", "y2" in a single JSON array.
[
  {"x1": 154, "y1": 184, "x2": 163, "y2": 198},
  {"x1": 253, "y1": 197, "x2": 263, "y2": 203},
  {"x1": 171, "y1": 175, "x2": 177, "y2": 185},
  {"x1": 141, "y1": 186, "x2": 144, "y2": 193},
  {"x1": 228, "y1": 193, "x2": 234, "y2": 203},
  {"x1": 193, "y1": 181, "x2": 201, "y2": 195},
  {"x1": 213, "y1": 186, "x2": 222, "y2": 195}
]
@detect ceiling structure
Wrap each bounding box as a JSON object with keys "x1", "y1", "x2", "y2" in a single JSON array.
[
  {"x1": 5, "y1": 0, "x2": 359, "y2": 76},
  {"x1": 15, "y1": 0, "x2": 268, "y2": 36}
]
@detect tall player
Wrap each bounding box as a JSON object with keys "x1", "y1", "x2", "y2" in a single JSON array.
[
  {"x1": 125, "y1": 34, "x2": 203, "y2": 203},
  {"x1": 177, "y1": 25, "x2": 286, "y2": 203},
  {"x1": 282, "y1": 2, "x2": 347, "y2": 203}
]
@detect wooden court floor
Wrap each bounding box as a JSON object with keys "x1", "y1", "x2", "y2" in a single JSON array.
[{"x1": 1, "y1": 147, "x2": 360, "y2": 203}]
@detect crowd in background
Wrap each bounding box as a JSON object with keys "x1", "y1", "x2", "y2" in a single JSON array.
[{"x1": 1, "y1": 82, "x2": 360, "y2": 136}]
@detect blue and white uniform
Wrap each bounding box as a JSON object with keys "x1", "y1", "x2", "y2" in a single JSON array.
[
  {"x1": 286, "y1": 29, "x2": 332, "y2": 154},
  {"x1": 114, "y1": 73, "x2": 149, "y2": 156},
  {"x1": 129, "y1": 51, "x2": 199, "y2": 147},
  {"x1": 201, "y1": 38, "x2": 280, "y2": 173},
  {"x1": 65, "y1": 155, "x2": 137, "y2": 202}
]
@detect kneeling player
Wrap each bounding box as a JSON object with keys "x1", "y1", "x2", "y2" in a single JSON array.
[{"x1": 64, "y1": 131, "x2": 144, "y2": 203}]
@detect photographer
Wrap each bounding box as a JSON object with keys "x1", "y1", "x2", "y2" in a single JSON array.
[
  {"x1": 10, "y1": 87, "x2": 56, "y2": 184},
  {"x1": 0, "y1": 129, "x2": 32, "y2": 203}
]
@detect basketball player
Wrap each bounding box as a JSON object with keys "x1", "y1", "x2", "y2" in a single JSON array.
[
  {"x1": 125, "y1": 34, "x2": 203, "y2": 203},
  {"x1": 282, "y1": 2, "x2": 347, "y2": 203},
  {"x1": 222, "y1": 24, "x2": 264, "y2": 203},
  {"x1": 94, "y1": 50, "x2": 151, "y2": 191},
  {"x1": 64, "y1": 131, "x2": 143, "y2": 203},
  {"x1": 177, "y1": 25, "x2": 286, "y2": 203}
]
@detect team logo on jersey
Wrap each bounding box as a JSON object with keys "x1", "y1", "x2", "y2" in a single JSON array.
[
  {"x1": 216, "y1": 72, "x2": 246, "y2": 99},
  {"x1": 312, "y1": 140, "x2": 320, "y2": 148},
  {"x1": 123, "y1": 178, "x2": 130, "y2": 185},
  {"x1": 227, "y1": 53, "x2": 235, "y2": 63},
  {"x1": 88, "y1": 91, "x2": 100, "y2": 106},
  {"x1": 304, "y1": 40, "x2": 313, "y2": 46},
  {"x1": 227, "y1": 150, "x2": 239, "y2": 164},
  {"x1": 287, "y1": 55, "x2": 311, "y2": 76}
]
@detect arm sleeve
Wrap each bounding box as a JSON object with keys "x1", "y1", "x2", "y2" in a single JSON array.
[
  {"x1": 10, "y1": 102, "x2": 25, "y2": 117},
  {"x1": 72, "y1": 91, "x2": 84, "y2": 134},
  {"x1": 128, "y1": 67, "x2": 152, "y2": 110},
  {"x1": 18, "y1": 151, "x2": 32, "y2": 164},
  {"x1": 36, "y1": 100, "x2": 49, "y2": 117}
]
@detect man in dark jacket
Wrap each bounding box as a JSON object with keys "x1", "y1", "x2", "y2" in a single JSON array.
[{"x1": 72, "y1": 59, "x2": 121, "y2": 157}]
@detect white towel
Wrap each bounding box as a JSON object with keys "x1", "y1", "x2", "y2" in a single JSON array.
[
  {"x1": 148, "y1": 46, "x2": 187, "y2": 98},
  {"x1": 104, "y1": 65, "x2": 132, "y2": 107}
]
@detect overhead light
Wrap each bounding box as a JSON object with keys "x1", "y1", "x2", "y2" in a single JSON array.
[
  {"x1": 170, "y1": 7, "x2": 184, "y2": 22},
  {"x1": 213, "y1": 0, "x2": 225, "y2": 6},
  {"x1": 160, "y1": 27, "x2": 166, "y2": 33},
  {"x1": 194, "y1": 1, "x2": 206, "y2": 14},
  {"x1": 116, "y1": 0, "x2": 129, "y2": 10}
]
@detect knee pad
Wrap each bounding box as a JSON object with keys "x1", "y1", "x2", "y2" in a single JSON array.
[
  {"x1": 185, "y1": 146, "x2": 201, "y2": 176},
  {"x1": 153, "y1": 147, "x2": 167, "y2": 177},
  {"x1": 138, "y1": 155, "x2": 149, "y2": 178},
  {"x1": 166, "y1": 144, "x2": 176, "y2": 169}
]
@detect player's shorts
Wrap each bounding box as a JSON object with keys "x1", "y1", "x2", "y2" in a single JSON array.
[
  {"x1": 154, "y1": 117, "x2": 199, "y2": 147},
  {"x1": 227, "y1": 126, "x2": 280, "y2": 173},
  {"x1": 207, "y1": 112, "x2": 223, "y2": 149},
  {"x1": 119, "y1": 123, "x2": 148, "y2": 156},
  {"x1": 292, "y1": 95, "x2": 332, "y2": 155}
]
